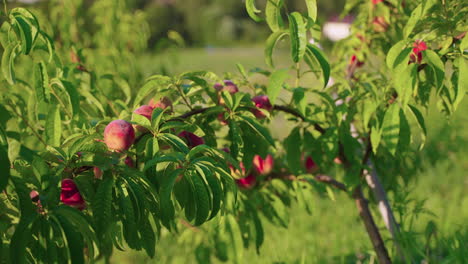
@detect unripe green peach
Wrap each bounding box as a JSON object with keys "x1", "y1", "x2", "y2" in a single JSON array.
[{"x1": 104, "y1": 120, "x2": 135, "y2": 151}]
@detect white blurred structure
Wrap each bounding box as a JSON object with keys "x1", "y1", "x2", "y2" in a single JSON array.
[
  {"x1": 322, "y1": 15, "x2": 354, "y2": 42},
  {"x1": 322, "y1": 22, "x2": 351, "y2": 42}
]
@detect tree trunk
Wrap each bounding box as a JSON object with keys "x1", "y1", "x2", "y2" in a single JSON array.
[{"x1": 353, "y1": 187, "x2": 392, "y2": 264}]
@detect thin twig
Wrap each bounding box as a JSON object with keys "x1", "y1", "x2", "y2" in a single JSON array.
[{"x1": 7, "y1": 102, "x2": 48, "y2": 147}]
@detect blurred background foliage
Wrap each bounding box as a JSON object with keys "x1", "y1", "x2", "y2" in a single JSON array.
[{"x1": 12, "y1": 0, "x2": 346, "y2": 48}]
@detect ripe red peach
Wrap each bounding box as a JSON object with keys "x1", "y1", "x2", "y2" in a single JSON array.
[
  {"x1": 148, "y1": 96, "x2": 173, "y2": 112},
  {"x1": 178, "y1": 131, "x2": 204, "y2": 148},
  {"x1": 251, "y1": 95, "x2": 273, "y2": 119},
  {"x1": 104, "y1": 120, "x2": 135, "y2": 151},
  {"x1": 253, "y1": 154, "x2": 274, "y2": 175},
  {"x1": 134, "y1": 105, "x2": 154, "y2": 120}
]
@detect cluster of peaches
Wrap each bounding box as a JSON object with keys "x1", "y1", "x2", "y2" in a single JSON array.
[{"x1": 30, "y1": 80, "x2": 319, "y2": 211}]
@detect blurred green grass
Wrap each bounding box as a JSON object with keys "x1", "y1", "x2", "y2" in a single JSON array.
[{"x1": 111, "y1": 47, "x2": 468, "y2": 263}]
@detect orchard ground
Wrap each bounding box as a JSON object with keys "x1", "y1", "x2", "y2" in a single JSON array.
[{"x1": 106, "y1": 47, "x2": 468, "y2": 263}]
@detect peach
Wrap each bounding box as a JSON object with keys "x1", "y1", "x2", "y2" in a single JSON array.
[
  {"x1": 148, "y1": 96, "x2": 173, "y2": 111},
  {"x1": 372, "y1": 17, "x2": 389, "y2": 33},
  {"x1": 124, "y1": 156, "x2": 135, "y2": 168},
  {"x1": 60, "y1": 179, "x2": 85, "y2": 210},
  {"x1": 253, "y1": 154, "x2": 274, "y2": 175},
  {"x1": 251, "y1": 95, "x2": 273, "y2": 119},
  {"x1": 134, "y1": 105, "x2": 154, "y2": 120},
  {"x1": 30, "y1": 190, "x2": 40, "y2": 202},
  {"x1": 236, "y1": 173, "x2": 256, "y2": 189},
  {"x1": 94, "y1": 167, "x2": 103, "y2": 179},
  {"x1": 178, "y1": 131, "x2": 204, "y2": 148},
  {"x1": 304, "y1": 156, "x2": 319, "y2": 174},
  {"x1": 409, "y1": 40, "x2": 427, "y2": 64},
  {"x1": 104, "y1": 120, "x2": 135, "y2": 151}
]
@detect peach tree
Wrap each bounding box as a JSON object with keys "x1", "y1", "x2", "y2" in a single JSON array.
[{"x1": 0, "y1": 0, "x2": 467, "y2": 263}]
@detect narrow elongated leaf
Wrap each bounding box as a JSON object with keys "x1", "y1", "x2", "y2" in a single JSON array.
[
  {"x1": 284, "y1": 127, "x2": 302, "y2": 174},
  {"x1": 139, "y1": 217, "x2": 156, "y2": 257},
  {"x1": 160, "y1": 168, "x2": 183, "y2": 229},
  {"x1": 226, "y1": 215, "x2": 243, "y2": 263},
  {"x1": 403, "y1": 4, "x2": 422, "y2": 38},
  {"x1": 245, "y1": 0, "x2": 262, "y2": 22},
  {"x1": 117, "y1": 181, "x2": 139, "y2": 250},
  {"x1": 454, "y1": 58, "x2": 467, "y2": 110},
  {"x1": 407, "y1": 104, "x2": 427, "y2": 149},
  {"x1": 2, "y1": 42, "x2": 20, "y2": 85},
  {"x1": 0, "y1": 145, "x2": 10, "y2": 191},
  {"x1": 93, "y1": 176, "x2": 114, "y2": 235},
  {"x1": 56, "y1": 215, "x2": 85, "y2": 264},
  {"x1": 191, "y1": 170, "x2": 211, "y2": 226},
  {"x1": 10, "y1": 8, "x2": 39, "y2": 55},
  {"x1": 267, "y1": 69, "x2": 289, "y2": 104},
  {"x1": 305, "y1": 44, "x2": 330, "y2": 87},
  {"x1": 238, "y1": 115, "x2": 275, "y2": 147},
  {"x1": 266, "y1": 0, "x2": 283, "y2": 32},
  {"x1": 305, "y1": 0, "x2": 317, "y2": 21},
  {"x1": 381, "y1": 104, "x2": 400, "y2": 155},
  {"x1": 386, "y1": 40, "x2": 407, "y2": 69},
  {"x1": 265, "y1": 30, "x2": 288, "y2": 68},
  {"x1": 10, "y1": 215, "x2": 38, "y2": 264},
  {"x1": 288, "y1": 12, "x2": 307, "y2": 63},
  {"x1": 159, "y1": 133, "x2": 189, "y2": 153},
  {"x1": 228, "y1": 120, "x2": 243, "y2": 159},
  {"x1": 45, "y1": 105, "x2": 61, "y2": 147},
  {"x1": 33, "y1": 61, "x2": 49, "y2": 103},
  {"x1": 423, "y1": 50, "x2": 445, "y2": 89}
]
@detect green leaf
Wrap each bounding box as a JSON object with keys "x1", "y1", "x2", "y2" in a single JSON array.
[
  {"x1": 305, "y1": 44, "x2": 330, "y2": 87},
  {"x1": 265, "y1": 30, "x2": 288, "y2": 68},
  {"x1": 267, "y1": 69, "x2": 289, "y2": 104},
  {"x1": 191, "y1": 170, "x2": 211, "y2": 226},
  {"x1": 93, "y1": 176, "x2": 114, "y2": 236},
  {"x1": 245, "y1": 0, "x2": 262, "y2": 22},
  {"x1": 288, "y1": 12, "x2": 307, "y2": 63},
  {"x1": 284, "y1": 127, "x2": 302, "y2": 174},
  {"x1": 454, "y1": 58, "x2": 467, "y2": 110},
  {"x1": 160, "y1": 168, "x2": 183, "y2": 229},
  {"x1": 292, "y1": 88, "x2": 306, "y2": 116},
  {"x1": 221, "y1": 90, "x2": 234, "y2": 109},
  {"x1": 0, "y1": 145, "x2": 10, "y2": 191},
  {"x1": 1, "y1": 42, "x2": 20, "y2": 85},
  {"x1": 266, "y1": 0, "x2": 284, "y2": 32},
  {"x1": 204, "y1": 170, "x2": 222, "y2": 220},
  {"x1": 228, "y1": 120, "x2": 243, "y2": 159},
  {"x1": 305, "y1": 0, "x2": 317, "y2": 21},
  {"x1": 56, "y1": 215, "x2": 85, "y2": 264},
  {"x1": 238, "y1": 115, "x2": 275, "y2": 147},
  {"x1": 139, "y1": 217, "x2": 156, "y2": 258},
  {"x1": 407, "y1": 104, "x2": 427, "y2": 149},
  {"x1": 10, "y1": 215, "x2": 38, "y2": 264},
  {"x1": 371, "y1": 125, "x2": 382, "y2": 154},
  {"x1": 386, "y1": 40, "x2": 407, "y2": 69},
  {"x1": 423, "y1": 50, "x2": 445, "y2": 89},
  {"x1": 45, "y1": 104, "x2": 61, "y2": 147},
  {"x1": 117, "y1": 181, "x2": 139, "y2": 250},
  {"x1": 10, "y1": 8, "x2": 40, "y2": 55},
  {"x1": 226, "y1": 215, "x2": 243, "y2": 263},
  {"x1": 381, "y1": 104, "x2": 400, "y2": 155},
  {"x1": 460, "y1": 34, "x2": 468, "y2": 53},
  {"x1": 133, "y1": 77, "x2": 171, "y2": 108},
  {"x1": 398, "y1": 109, "x2": 411, "y2": 151},
  {"x1": 33, "y1": 61, "x2": 49, "y2": 103},
  {"x1": 54, "y1": 206, "x2": 97, "y2": 259},
  {"x1": 151, "y1": 107, "x2": 166, "y2": 130},
  {"x1": 159, "y1": 133, "x2": 189, "y2": 154},
  {"x1": 403, "y1": 4, "x2": 422, "y2": 38},
  {"x1": 132, "y1": 112, "x2": 152, "y2": 132},
  {"x1": 394, "y1": 63, "x2": 417, "y2": 106}
]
